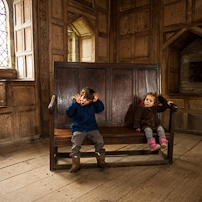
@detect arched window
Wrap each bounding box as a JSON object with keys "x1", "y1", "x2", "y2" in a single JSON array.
[{"x1": 0, "y1": 0, "x2": 8, "y2": 67}]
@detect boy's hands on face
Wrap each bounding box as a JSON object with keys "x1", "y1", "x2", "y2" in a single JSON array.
[
  {"x1": 93, "y1": 93, "x2": 99, "y2": 102},
  {"x1": 75, "y1": 94, "x2": 81, "y2": 103},
  {"x1": 136, "y1": 128, "x2": 141, "y2": 132}
]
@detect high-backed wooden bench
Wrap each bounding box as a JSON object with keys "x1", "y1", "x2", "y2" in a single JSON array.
[{"x1": 48, "y1": 62, "x2": 177, "y2": 170}]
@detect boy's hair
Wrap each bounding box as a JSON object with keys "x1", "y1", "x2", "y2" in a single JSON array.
[
  {"x1": 80, "y1": 87, "x2": 95, "y2": 101},
  {"x1": 144, "y1": 91, "x2": 158, "y2": 106}
]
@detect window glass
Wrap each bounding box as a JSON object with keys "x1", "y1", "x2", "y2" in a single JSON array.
[{"x1": 0, "y1": 0, "x2": 8, "y2": 67}]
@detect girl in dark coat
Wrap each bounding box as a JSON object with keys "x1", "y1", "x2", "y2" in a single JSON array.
[{"x1": 133, "y1": 92, "x2": 173, "y2": 151}]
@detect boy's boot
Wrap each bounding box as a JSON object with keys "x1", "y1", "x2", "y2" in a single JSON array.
[
  {"x1": 69, "y1": 156, "x2": 80, "y2": 173},
  {"x1": 95, "y1": 152, "x2": 109, "y2": 168},
  {"x1": 147, "y1": 138, "x2": 161, "y2": 151},
  {"x1": 159, "y1": 136, "x2": 168, "y2": 149}
]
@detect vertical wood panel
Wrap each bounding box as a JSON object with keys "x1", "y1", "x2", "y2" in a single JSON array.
[
  {"x1": 85, "y1": 68, "x2": 106, "y2": 122},
  {"x1": 56, "y1": 68, "x2": 79, "y2": 127},
  {"x1": 112, "y1": 69, "x2": 133, "y2": 123}
]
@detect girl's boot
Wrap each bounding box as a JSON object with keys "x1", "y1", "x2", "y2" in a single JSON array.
[
  {"x1": 147, "y1": 138, "x2": 161, "y2": 151},
  {"x1": 70, "y1": 156, "x2": 80, "y2": 173},
  {"x1": 159, "y1": 136, "x2": 168, "y2": 149}
]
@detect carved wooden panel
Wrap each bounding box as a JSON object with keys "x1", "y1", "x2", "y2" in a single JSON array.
[
  {"x1": 0, "y1": 113, "x2": 13, "y2": 139},
  {"x1": 52, "y1": 24, "x2": 64, "y2": 50},
  {"x1": 193, "y1": 0, "x2": 202, "y2": 21},
  {"x1": 52, "y1": 55, "x2": 64, "y2": 62},
  {"x1": 98, "y1": 37, "x2": 108, "y2": 58},
  {"x1": 95, "y1": 0, "x2": 108, "y2": 10},
  {"x1": 120, "y1": 0, "x2": 135, "y2": 12},
  {"x1": 163, "y1": 0, "x2": 186, "y2": 27},
  {"x1": 98, "y1": 12, "x2": 107, "y2": 34},
  {"x1": 168, "y1": 49, "x2": 180, "y2": 93},
  {"x1": 134, "y1": 35, "x2": 149, "y2": 57},
  {"x1": 134, "y1": 10, "x2": 149, "y2": 32},
  {"x1": 136, "y1": 0, "x2": 150, "y2": 7},
  {"x1": 189, "y1": 100, "x2": 202, "y2": 109},
  {"x1": 188, "y1": 113, "x2": 202, "y2": 132},
  {"x1": 120, "y1": 38, "x2": 132, "y2": 59},
  {"x1": 52, "y1": 0, "x2": 63, "y2": 19},
  {"x1": 19, "y1": 110, "x2": 36, "y2": 137},
  {"x1": 120, "y1": 14, "x2": 133, "y2": 35},
  {"x1": 12, "y1": 86, "x2": 35, "y2": 106},
  {"x1": 0, "y1": 82, "x2": 6, "y2": 107},
  {"x1": 163, "y1": 0, "x2": 178, "y2": 4}
]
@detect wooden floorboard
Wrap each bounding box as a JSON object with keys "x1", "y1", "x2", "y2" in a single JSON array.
[{"x1": 0, "y1": 133, "x2": 202, "y2": 202}]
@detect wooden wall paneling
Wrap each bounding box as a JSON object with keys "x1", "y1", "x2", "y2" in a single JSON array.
[
  {"x1": 119, "y1": 0, "x2": 135, "y2": 12},
  {"x1": 119, "y1": 37, "x2": 132, "y2": 61},
  {"x1": 134, "y1": 34, "x2": 149, "y2": 62},
  {"x1": 97, "y1": 7, "x2": 109, "y2": 62},
  {"x1": 19, "y1": 110, "x2": 37, "y2": 137},
  {"x1": 0, "y1": 81, "x2": 6, "y2": 107},
  {"x1": 0, "y1": 113, "x2": 13, "y2": 140},
  {"x1": 163, "y1": 0, "x2": 187, "y2": 27},
  {"x1": 168, "y1": 48, "x2": 180, "y2": 93},
  {"x1": 95, "y1": 0, "x2": 108, "y2": 10},
  {"x1": 193, "y1": 0, "x2": 202, "y2": 22},
  {"x1": 150, "y1": 0, "x2": 160, "y2": 63},
  {"x1": 136, "y1": 0, "x2": 150, "y2": 7},
  {"x1": 38, "y1": 0, "x2": 50, "y2": 137}
]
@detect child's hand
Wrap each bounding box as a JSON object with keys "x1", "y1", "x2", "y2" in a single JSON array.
[
  {"x1": 75, "y1": 94, "x2": 81, "y2": 103},
  {"x1": 93, "y1": 93, "x2": 99, "y2": 102},
  {"x1": 136, "y1": 128, "x2": 141, "y2": 132},
  {"x1": 167, "y1": 101, "x2": 174, "y2": 106}
]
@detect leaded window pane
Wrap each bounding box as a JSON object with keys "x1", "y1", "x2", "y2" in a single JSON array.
[{"x1": 0, "y1": 0, "x2": 8, "y2": 67}]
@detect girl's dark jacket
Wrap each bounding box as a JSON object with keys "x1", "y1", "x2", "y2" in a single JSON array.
[{"x1": 133, "y1": 96, "x2": 169, "y2": 130}]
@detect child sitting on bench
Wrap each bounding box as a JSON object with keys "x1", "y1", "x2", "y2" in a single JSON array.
[
  {"x1": 66, "y1": 87, "x2": 108, "y2": 173},
  {"x1": 134, "y1": 92, "x2": 173, "y2": 151}
]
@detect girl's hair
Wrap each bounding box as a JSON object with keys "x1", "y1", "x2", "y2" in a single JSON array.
[
  {"x1": 144, "y1": 91, "x2": 158, "y2": 106},
  {"x1": 80, "y1": 87, "x2": 95, "y2": 101}
]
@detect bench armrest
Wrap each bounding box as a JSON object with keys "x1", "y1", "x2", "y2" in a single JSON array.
[
  {"x1": 170, "y1": 103, "x2": 178, "y2": 112},
  {"x1": 169, "y1": 103, "x2": 177, "y2": 133},
  {"x1": 48, "y1": 95, "x2": 56, "y2": 113}
]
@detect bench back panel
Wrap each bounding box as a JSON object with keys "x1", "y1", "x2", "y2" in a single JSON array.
[{"x1": 53, "y1": 62, "x2": 161, "y2": 128}]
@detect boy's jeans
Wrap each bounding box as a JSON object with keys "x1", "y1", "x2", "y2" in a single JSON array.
[{"x1": 70, "y1": 130, "x2": 105, "y2": 157}]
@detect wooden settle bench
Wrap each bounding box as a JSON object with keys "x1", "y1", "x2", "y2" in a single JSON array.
[{"x1": 48, "y1": 62, "x2": 177, "y2": 170}]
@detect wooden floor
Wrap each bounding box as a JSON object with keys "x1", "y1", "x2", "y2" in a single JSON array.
[{"x1": 0, "y1": 132, "x2": 202, "y2": 202}]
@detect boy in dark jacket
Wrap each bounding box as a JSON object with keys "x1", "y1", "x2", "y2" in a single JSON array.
[
  {"x1": 66, "y1": 87, "x2": 107, "y2": 173},
  {"x1": 133, "y1": 92, "x2": 173, "y2": 151}
]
